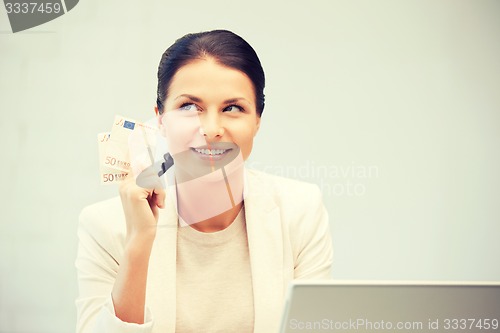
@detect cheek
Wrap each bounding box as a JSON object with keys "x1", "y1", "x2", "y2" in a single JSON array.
[
  {"x1": 231, "y1": 124, "x2": 257, "y2": 159},
  {"x1": 162, "y1": 111, "x2": 204, "y2": 155}
]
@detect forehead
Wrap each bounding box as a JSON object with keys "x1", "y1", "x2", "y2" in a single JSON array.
[{"x1": 168, "y1": 58, "x2": 256, "y2": 103}]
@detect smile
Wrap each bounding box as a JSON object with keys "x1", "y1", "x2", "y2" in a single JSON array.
[
  {"x1": 190, "y1": 146, "x2": 234, "y2": 162},
  {"x1": 193, "y1": 148, "x2": 229, "y2": 156}
]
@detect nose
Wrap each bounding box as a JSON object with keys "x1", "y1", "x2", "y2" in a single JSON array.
[{"x1": 199, "y1": 112, "x2": 224, "y2": 140}]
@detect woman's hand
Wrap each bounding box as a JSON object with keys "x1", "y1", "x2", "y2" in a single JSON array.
[
  {"x1": 112, "y1": 175, "x2": 166, "y2": 324},
  {"x1": 119, "y1": 175, "x2": 166, "y2": 241}
]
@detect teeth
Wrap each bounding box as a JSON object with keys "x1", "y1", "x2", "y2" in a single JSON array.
[{"x1": 194, "y1": 148, "x2": 227, "y2": 155}]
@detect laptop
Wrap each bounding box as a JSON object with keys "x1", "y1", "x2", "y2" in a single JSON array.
[{"x1": 279, "y1": 280, "x2": 500, "y2": 333}]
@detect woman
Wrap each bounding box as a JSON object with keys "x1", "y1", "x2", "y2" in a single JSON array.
[{"x1": 76, "y1": 30, "x2": 333, "y2": 333}]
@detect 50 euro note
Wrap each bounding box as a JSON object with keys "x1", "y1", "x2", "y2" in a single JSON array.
[
  {"x1": 97, "y1": 132, "x2": 129, "y2": 185},
  {"x1": 98, "y1": 115, "x2": 159, "y2": 185}
]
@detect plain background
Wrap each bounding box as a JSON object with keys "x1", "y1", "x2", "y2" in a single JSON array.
[{"x1": 1, "y1": 0, "x2": 499, "y2": 332}]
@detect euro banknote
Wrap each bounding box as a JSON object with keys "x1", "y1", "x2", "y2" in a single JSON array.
[
  {"x1": 97, "y1": 132, "x2": 128, "y2": 184},
  {"x1": 98, "y1": 115, "x2": 158, "y2": 184}
]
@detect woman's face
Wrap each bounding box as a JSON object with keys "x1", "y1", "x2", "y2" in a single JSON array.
[{"x1": 158, "y1": 57, "x2": 260, "y2": 179}]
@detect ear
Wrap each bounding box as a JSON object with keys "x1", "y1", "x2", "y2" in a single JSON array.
[
  {"x1": 156, "y1": 106, "x2": 168, "y2": 137},
  {"x1": 254, "y1": 116, "x2": 261, "y2": 137},
  {"x1": 155, "y1": 106, "x2": 163, "y2": 127}
]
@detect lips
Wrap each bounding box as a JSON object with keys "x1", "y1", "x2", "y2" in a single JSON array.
[
  {"x1": 190, "y1": 147, "x2": 232, "y2": 161},
  {"x1": 193, "y1": 148, "x2": 229, "y2": 156},
  {"x1": 189, "y1": 142, "x2": 239, "y2": 162}
]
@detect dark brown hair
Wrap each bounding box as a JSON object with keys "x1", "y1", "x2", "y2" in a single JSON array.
[{"x1": 156, "y1": 30, "x2": 265, "y2": 116}]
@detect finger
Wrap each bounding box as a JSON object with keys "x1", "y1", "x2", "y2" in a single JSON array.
[
  {"x1": 120, "y1": 174, "x2": 152, "y2": 202},
  {"x1": 153, "y1": 187, "x2": 166, "y2": 208},
  {"x1": 118, "y1": 172, "x2": 134, "y2": 197}
]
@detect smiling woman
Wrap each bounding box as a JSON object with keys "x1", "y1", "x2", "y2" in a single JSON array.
[{"x1": 75, "y1": 30, "x2": 333, "y2": 333}]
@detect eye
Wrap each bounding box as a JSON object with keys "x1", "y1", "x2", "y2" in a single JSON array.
[
  {"x1": 223, "y1": 105, "x2": 244, "y2": 113},
  {"x1": 179, "y1": 103, "x2": 202, "y2": 112}
]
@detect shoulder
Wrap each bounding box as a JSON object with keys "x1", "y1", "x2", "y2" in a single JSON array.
[
  {"x1": 78, "y1": 196, "x2": 126, "y2": 259},
  {"x1": 246, "y1": 168, "x2": 323, "y2": 206},
  {"x1": 245, "y1": 169, "x2": 325, "y2": 226},
  {"x1": 245, "y1": 169, "x2": 332, "y2": 275}
]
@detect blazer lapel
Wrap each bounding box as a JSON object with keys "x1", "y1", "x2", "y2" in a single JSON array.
[
  {"x1": 244, "y1": 170, "x2": 285, "y2": 332},
  {"x1": 146, "y1": 186, "x2": 178, "y2": 333}
]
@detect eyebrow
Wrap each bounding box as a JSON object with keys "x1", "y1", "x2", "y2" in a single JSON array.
[{"x1": 174, "y1": 94, "x2": 251, "y2": 105}]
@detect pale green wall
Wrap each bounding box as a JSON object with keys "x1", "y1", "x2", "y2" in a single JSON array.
[{"x1": 1, "y1": 0, "x2": 499, "y2": 331}]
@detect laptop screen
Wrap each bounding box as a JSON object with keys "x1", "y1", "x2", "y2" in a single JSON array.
[{"x1": 280, "y1": 281, "x2": 500, "y2": 333}]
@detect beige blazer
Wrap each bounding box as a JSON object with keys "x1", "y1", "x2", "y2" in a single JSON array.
[{"x1": 75, "y1": 169, "x2": 333, "y2": 333}]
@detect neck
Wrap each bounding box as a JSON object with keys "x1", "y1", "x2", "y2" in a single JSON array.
[
  {"x1": 189, "y1": 202, "x2": 243, "y2": 233},
  {"x1": 174, "y1": 164, "x2": 245, "y2": 232}
]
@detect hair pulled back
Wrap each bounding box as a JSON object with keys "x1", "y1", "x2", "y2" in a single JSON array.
[{"x1": 156, "y1": 30, "x2": 265, "y2": 116}]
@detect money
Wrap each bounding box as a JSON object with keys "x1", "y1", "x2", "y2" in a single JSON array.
[
  {"x1": 97, "y1": 115, "x2": 158, "y2": 185},
  {"x1": 97, "y1": 132, "x2": 129, "y2": 185}
]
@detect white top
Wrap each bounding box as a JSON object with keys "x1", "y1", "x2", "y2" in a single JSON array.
[
  {"x1": 75, "y1": 169, "x2": 333, "y2": 333},
  {"x1": 176, "y1": 207, "x2": 254, "y2": 332}
]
